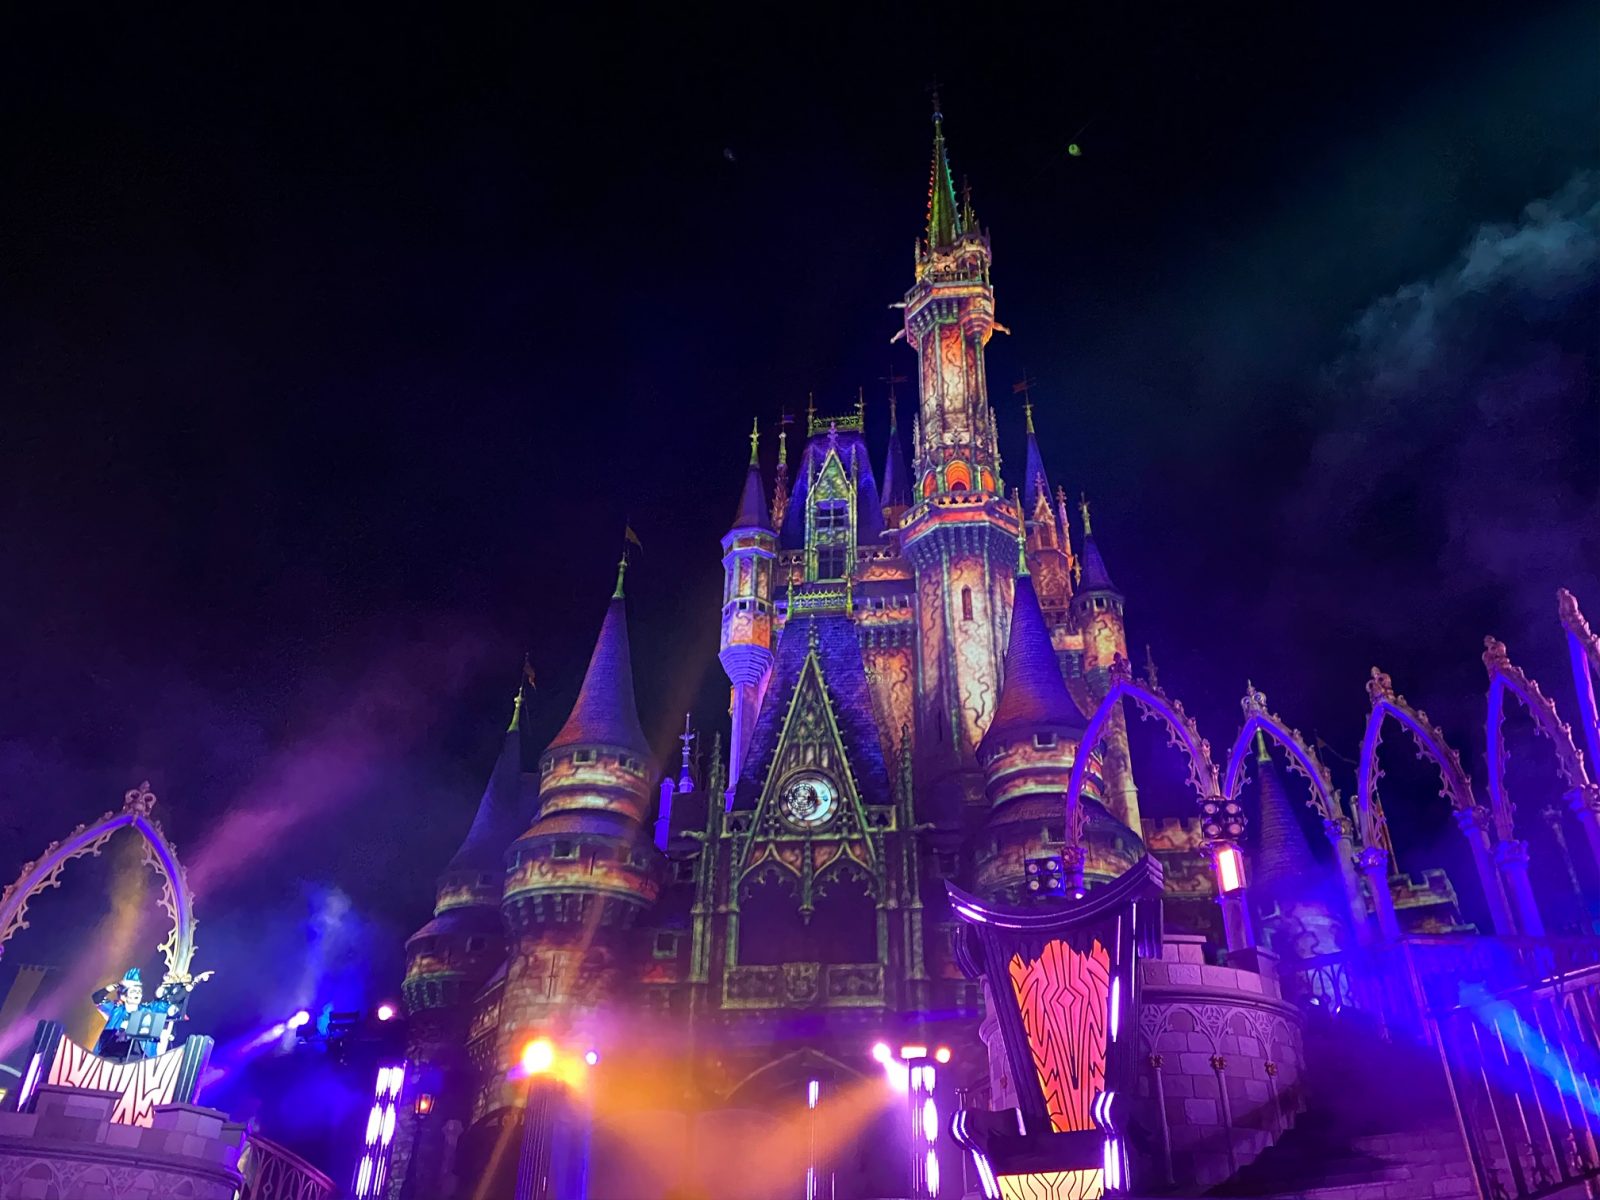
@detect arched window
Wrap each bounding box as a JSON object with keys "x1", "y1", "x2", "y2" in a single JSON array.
[
  {"x1": 961, "y1": 586, "x2": 974, "y2": 621},
  {"x1": 811, "y1": 864, "x2": 877, "y2": 963},
  {"x1": 738, "y1": 864, "x2": 805, "y2": 965}
]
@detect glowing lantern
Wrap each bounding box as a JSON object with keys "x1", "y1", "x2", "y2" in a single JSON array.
[{"x1": 1215, "y1": 843, "x2": 1245, "y2": 893}]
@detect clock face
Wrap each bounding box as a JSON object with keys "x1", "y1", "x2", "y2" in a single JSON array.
[{"x1": 779, "y1": 775, "x2": 839, "y2": 829}]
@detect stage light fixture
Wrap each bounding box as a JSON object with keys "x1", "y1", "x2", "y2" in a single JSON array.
[
  {"x1": 288, "y1": 1010, "x2": 311, "y2": 1030},
  {"x1": 584, "y1": 1049, "x2": 599, "y2": 1066},
  {"x1": 934, "y1": 1046, "x2": 952, "y2": 1064},
  {"x1": 521, "y1": 1037, "x2": 555, "y2": 1075},
  {"x1": 377, "y1": 1003, "x2": 396, "y2": 1022},
  {"x1": 871, "y1": 1041, "x2": 891, "y2": 1063}
]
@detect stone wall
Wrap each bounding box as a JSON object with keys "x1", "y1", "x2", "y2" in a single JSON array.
[
  {"x1": 0, "y1": 1086, "x2": 243, "y2": 1199},
  {"x1": 1136, "y1": 934, "x2": 1306, "y2": 1191}
]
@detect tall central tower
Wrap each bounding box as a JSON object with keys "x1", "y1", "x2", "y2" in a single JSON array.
[{"x1": 900, "y1": 101, "x2": 1021, "y2": 836}]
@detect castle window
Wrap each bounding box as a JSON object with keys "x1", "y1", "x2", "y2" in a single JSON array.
[
  {"x1": 816, "y1": 545, "x2": 847, "y2": 579},
  {"x1": 674, "y1": 858, "x2": 696, "y2": 883},
  {"x1": 1045, "y1": 824, "x2": 1064, "y2": 844},
  {"x1": 961, "y1": 586, "x2": 974, "y2": 621},
  {"x1": 552, "y1": 841, "x2": 578, "y2": 860},
  {"x1": 1033, "y1": 732, "x2": 1057, "y2": 749},
  {"x1": 466, "y1": 936, "x2": 488, "y2": 953},
  {"x1": 816, "y1": 502, "x2": 848, "y2": 529},
  {"x1": 654, "y1": 932, "x2": 680, "y2": 958},
  {"x1": 540, "y1": 758, "x2": 554, "y2": 775},
  {"x1": 574, "y1": 749, "x2": 596, "y2": 765}
]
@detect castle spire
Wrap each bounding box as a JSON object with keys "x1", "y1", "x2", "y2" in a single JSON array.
[
  {"x1": 443, "y1": 689, "x2": 530, "y2": 882},
  {"x1": 880, "y1": 383, "x2": 912, "y2": 524},
  {"x1": 547, "y1": 573, "x2": 650, "y2": 756},
  {"x1": 732, "y1": 421, "x2": 771, "y2": 532},
  {"x1": 1077, "y1": 494, "x2": 1119, "y2": 594},
  {"x1": 925, "y1": 95, "x2": 962, "y2": 251}
]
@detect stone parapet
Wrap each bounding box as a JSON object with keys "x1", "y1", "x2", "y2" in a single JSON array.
[
  {"x1": 1136, "y1": 936, "x2": 1307, "y2": 1191},
  {"x1": 0, "y1": 1087, "x2": 244, "y2": 1199}
]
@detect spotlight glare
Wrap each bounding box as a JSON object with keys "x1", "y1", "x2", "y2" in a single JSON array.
[
  {"x1": 288, "y1": 1009, "x2": 311, "y2": 1029},
  {"x1": 269, "y1": 1023, "x2": 287, "y2": 1038},
  {"x1": 521, "y1": 1038, "x2": 555, "y2": 1075},
  {"x1": 377, "y1": 1003, "x2": 396, "y2": 1022},
  {"x1": 934, "y1": 1045, "x2": 952, "y2": 1064},
  {"x1": 901, "y1": 1044, "x2": 928, "y2": 1060},
  {"x1": 584, "y1": 1049, "x2": 599, "y2": 1066},
  {"x1": 871, "y1": 1041, "x2": 892, "y2": 1063}
]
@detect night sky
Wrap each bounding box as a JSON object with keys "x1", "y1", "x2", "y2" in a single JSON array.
[{"x1": 2, "y1": 3, "x2": 1596, "y2": 1050}]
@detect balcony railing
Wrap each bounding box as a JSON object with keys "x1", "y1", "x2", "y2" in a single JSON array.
[{"x1": 238, "y1": 1134, "x2": 336, "y2": 1200}]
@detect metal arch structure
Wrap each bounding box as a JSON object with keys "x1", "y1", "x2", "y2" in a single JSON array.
[
  {"x1": 1356, "y1": 667, "x2": 1477, "y2": 848},
  {"x1": 1558, "y1": 588, "x2": 1600, "y2": 802},
  {"x1": 1357, "y1": 668, "x2": 1517, "y2": 937},
  {"x1": 1482, "y1": 635, "x2": 1594, "y2": 839},
  {"x1": 1221, "y1": 681, "x2": 1342, "y2": 824},
  {"x1": 1222, "y1": 682, "x2": 1368, "y2": 934},
  {"x1": 0, "y1": 781, "x2": 198, "y2": 981},
  {"x1": 1065, "y1": 656, "x2": 1221, "y2": 849}
]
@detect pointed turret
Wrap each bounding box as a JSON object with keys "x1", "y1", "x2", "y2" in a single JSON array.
[
  {"x1": 976, "y1": 572, "x2": 1140, "y2": 901},
  {"x1": 1069, "y1": 494, "x2": 1140, "y2": 837},
  {"x1": 546, "y1": 576, "x2": 651, "y2": 758},
  {"x1": 1249, "y1": 731, "x2": 1349, "y2": 961},
  {"x1": 721, "y1": 427, "x2": 779, "y2": 796},
  {"x1": 732, "y1": 418, "x2": 771, "y2": 532},
  {"x1": 1021, "y1": 400, "x2": 1054, "y2": 520},
  {"x1": 499, "y1": 569, "x2": 661, "y2": 1093},
  {"x1": 1076, "y1": 496, "x2": 1119, "y2": 596},
  {"x1": 1251, "y1": 733, "x2": 1319, "y2": 890},
  {"x1": 442, "y1": 693, "x2": 528, "y2": 888},
  {"x1": 980, "y1": 573, "x2": 1078, "y2": 757},
  {"x1": 926, "y1": 97, "x2": 962, "y2": 251},
  {"x1": 403, "y1": 689, "x2": 528, "y2": 1067},
  {"x1": 880, "y1": 392, "x2": 912, "y2": 526}
]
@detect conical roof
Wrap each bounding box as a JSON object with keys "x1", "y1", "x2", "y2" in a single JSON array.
[
  {"x1": 1079, "y1": 534, "x2": 1118, "y2": 594},
  {"x1": 731, "y1": 460, "x2": 770, "y2": 531},
  {"x1": 446, "y1": 698, "x2": 530, "y2": 874},
  {"x1": 981, "y1": 574, "x2": 1081, "y2": 753},
  {"x1": 1252, "y1": 734, "x2": 1319, "y2": 890},
  {"x1": 545, "y1": 592, "x2": 651, "y2": 757},
  {"x1": 1022, "y1": 412, "x2": 1052, "y2": 513}
]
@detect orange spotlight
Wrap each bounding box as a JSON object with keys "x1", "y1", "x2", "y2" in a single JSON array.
[
  {"x1": 521, "y1": 1037, "x2": 555, "y2": 1075},
  {"x1": 934, "y1": 1046, "x2": 952, "y2": 1064}
]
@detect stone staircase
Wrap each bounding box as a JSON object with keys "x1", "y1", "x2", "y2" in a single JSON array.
[{"x1": 1210, "y1": 1013, "x2": 1476, "y2": 1200}]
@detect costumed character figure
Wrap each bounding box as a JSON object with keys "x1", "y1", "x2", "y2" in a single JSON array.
[{"x1": 92, "y1": 966, "x2": 213, "y2": 1060}]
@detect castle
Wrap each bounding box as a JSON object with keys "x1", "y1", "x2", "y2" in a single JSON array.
[{"x1": 386, "y1": 108, "x2": 1565, "y2": 1200}]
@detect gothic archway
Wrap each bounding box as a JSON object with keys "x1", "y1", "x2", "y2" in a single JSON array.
[
  {"x1": 1357, "y1": 669, "x2": 1513, "y2": 936},
  {"x1": 1066, "y1": 657, "x2": 1221, "y2": 845},
  {"x1": 1222, "y1": 686, "x2": 1340, "y2": 824},
  {"x1": 0, "y1": 782, "x2": 197, "y2": 980},
  {"x1": 1222, "y1": 682, "x2": 1365, "y2": 931},
  {"x1": 1483, "y1": 636, "x2": 1593, "y2": 836},
  {"x1": 737, "y1": 861, "x2": 805, "y2": 966}
]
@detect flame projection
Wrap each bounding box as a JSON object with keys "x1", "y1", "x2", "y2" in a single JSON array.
[{"x1": 1007, "y1": 938, "x2": 1111, "y2": 1135}]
